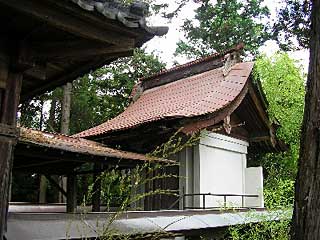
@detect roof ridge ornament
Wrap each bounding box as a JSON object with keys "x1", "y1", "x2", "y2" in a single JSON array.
[{"x1": 223, "y1": 51, "x2": 241, "y2": 76}]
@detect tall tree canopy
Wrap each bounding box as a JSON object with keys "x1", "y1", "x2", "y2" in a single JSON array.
[
  {"x1": 273, "y1": 0, "x2": 311, "y2": 50},
  {"x1": 255, "y1": 53, "x2": 305, "y2": 165},
  {"x1": 175, "y1": 0, "x2": 271, "y2": 58},
  {"x1": 253, "y1": 53, "x2": 305, "y2": 211}
]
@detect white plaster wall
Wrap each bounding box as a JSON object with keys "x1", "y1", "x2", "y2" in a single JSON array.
[
  {"x1": 245, "y1": 167, "x2": 264, "y2": 208},
  {"x1": 178, "y1": 131, "x2": 264, "y2": 209},
  {"x1": 198, "y1": 132, "x2": 249, "y2": 208}
]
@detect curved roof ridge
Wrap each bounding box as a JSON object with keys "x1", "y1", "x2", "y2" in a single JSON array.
[
  {"x1": 139, "y1": 43, "x2": 244, "y2": 82},
  {"x1": 73, "y1": 61, "x2": 254, "y2": 138}
]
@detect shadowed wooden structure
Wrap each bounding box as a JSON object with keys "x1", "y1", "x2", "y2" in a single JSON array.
[
  {"x1": 0, "y1": 0, "x2": 168, "y2": 238},
  {"x1": 13, "y1": 127, "x2": 170, "y2": 213}
]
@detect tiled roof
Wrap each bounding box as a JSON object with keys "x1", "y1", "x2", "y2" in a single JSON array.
[
  {"x1": 19, "y1": 127, "x2": 168, "y2": 163},
  {"x1": 140, "y1": 43, "x2": 244, "y2": 83},
  {"x1": 74, "y1": 62, "x2": 254, "y2": 138},
  {"x1": 69, "y1": 0, "x2": 168, "y2": 36}
]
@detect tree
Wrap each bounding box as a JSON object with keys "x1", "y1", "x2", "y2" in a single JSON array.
[
  {"x1": 254, "y1": 53, "x2": 305, "y2": 173},
  {"x1": 252, "y1": 53, "x2": 305, "y2": 213},
  {"x1": 175, "y1": 0, "x2": 271, "y2": 58},
  {"x1": 16, "y1": 49, "x2": 165, "y2": 204},
  {"x1": 273, "y1": 0, "x2": 311, "y2": 50},
  {"x1": 70, "y1": 49, "x2": 165, "y2": 134},
  {"x1": 292, "y1": 0, "x2": 320, "y2": 239}
]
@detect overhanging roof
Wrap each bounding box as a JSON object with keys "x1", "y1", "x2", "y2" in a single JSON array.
[
  {"x1": 74, "y1": 62, "x2": 254, "y2": 138},
  {"x1": 13, "y1": 127, "x2": 170, "y2": 174},
  {"x1": 73, "y1": 45, "x2": 287, "y2": 153},
  {"x1": 0, "y1": 0, "x2": 168, "y2": 100}
]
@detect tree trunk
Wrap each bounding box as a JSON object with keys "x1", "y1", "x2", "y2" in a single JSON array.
[
  {"x1": 59, "y1": 83, "x2": 72, "y2": 203},
  {"x1": 46, "y1": 98, "x2": 60, "y2": 202},
  {"x1": 292, "y1": 1, "x2": 320, "y2": 239},
  {"x1": 38, "y1": 100, "x2": 47, "y2": 203},
  {"x1": 47, "y1": 98, "x2": 57, "y2": 132},
  {"x1": 61, "y1": 82, "x2": 72, "y2": 135},
  {"x1": 92, "y1": 163, "x2": 102, "y2": 212}
]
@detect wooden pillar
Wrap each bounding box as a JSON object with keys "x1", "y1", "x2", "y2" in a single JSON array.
[
  {"x1": 39, "y1": 175, "x2": 47, "y2": 203},
  {"x1": 66, "y1": 174, "x2": 77, "y2": 213},
  {"x1": 60, "y1": 83, "x2": 72, "y2": 203},
  {"x1": 92, "y1": 162, "x2": 102, "y2": 212},
  {"x1": 0, "y1": 60, "x2": 22, "y2": 238}
]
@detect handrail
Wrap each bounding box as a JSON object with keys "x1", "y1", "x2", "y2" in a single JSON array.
[
  {"x1": 182, "y1": 192, "x2": 259, "y2": 209},
  {"x1": 168, "y1": 192, "x2": 259, "y2": 210},
  {"x1": 183, "y1": 193, "x2": 258, "y2": 197}
]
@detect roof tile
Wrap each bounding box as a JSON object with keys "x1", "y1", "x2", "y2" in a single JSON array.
[{"x1": 74, "y1": 62, "x2": 254, "y2": 138}]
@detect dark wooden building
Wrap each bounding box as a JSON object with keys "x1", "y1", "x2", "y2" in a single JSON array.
[{"x1": 0, "y1": 0, "x2": 167, "y2": 237}]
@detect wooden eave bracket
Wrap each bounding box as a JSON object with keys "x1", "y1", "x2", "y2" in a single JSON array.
[{"x1": 223, "y1": 115, "x2": 232, "y2": 134}]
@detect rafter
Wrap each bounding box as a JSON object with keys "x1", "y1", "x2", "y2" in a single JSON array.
[
  {"x1": 29, "y1": 40, "x2": 134, "y2": 60},
  {"x1": 0, "y1": 0, "x2": 135, "y2": 46}
]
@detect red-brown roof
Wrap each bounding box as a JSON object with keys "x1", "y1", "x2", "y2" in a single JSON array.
[
  {"x1": 19, "y1": 127, "x2": 168, "y2": 163},
  {"x1": 140, "y1": 43, "x2": 244, "y2": 83},
  {"x1": 74, "y1": 62, "x2": 254, "y2": 138}
]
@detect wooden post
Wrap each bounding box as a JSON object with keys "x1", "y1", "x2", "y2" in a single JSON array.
[
  {"x1": 92, "y1": 162, "x2": 102, "y2": 212},
  {"x1": 0, "y1": 61, "x2": 22, "y2": 238},
  {"x1": 39, "y1": 175, "x2": 47, "y2": 203},
  {"x1": 66, "y1": 173, "x2": 77, "y2": 213},
  {"x1": 60, "y1": 83, "x2": 72, "y2": 203}
]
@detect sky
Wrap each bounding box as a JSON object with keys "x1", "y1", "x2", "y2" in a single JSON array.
[{"x1": 143, "y1": 0, "x2": 309, "y2": 73}]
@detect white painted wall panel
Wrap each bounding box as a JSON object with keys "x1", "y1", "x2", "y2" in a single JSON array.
[
  {"x1": 245, "y1": 167, "x2": 264, "y2": 208},
  {"x1": 178, "y1": 131, "x2": 264, "y2": 209},
  {"x1": 199, "y1": 144, "x2": 246, "y2": 207}
]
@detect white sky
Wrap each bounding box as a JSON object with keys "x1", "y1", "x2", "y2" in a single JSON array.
[{"x1": 143, "y1": 0, "x2": 309, "y2": 73}]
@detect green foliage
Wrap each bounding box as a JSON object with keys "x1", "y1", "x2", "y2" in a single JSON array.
[
  {"x1": 69, "y1": 48, "x2": 165, "y2": 134},
  {"x1": 228, "y1": 216, "x2": 291, "y2": 240},
  {"x1": 175, "y1": 0, "x2": 271, "y2": 58},
  {"x1": 225, "y1": 52, "x2": 305, "y2": 240},
  {"x1": 251, "y1": 53, "x2": 305, "y2": 212},
  {"x1": 254, "y1": 53, "x2": 305, "y2": 170},
  {"x1": 19, "y1": 49, "x2": 165, "y2": 135},
  {"x1": 273, "y1": 0, "x2": 311, "y2": 50},
  {"x1": 264, "y1": 168, "x2": 295, "y2": 209}
]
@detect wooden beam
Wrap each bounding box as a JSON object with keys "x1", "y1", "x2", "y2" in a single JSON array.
[
  {"x1": 248, "y1": 83, "x2": 276, "y2": 147},
  {"x1": 21, "y1": 51, "x2": 133, "y2": 101},
  {"x1": 45, "y1": 175, "x2": 67, "y2": 197},
  {"x1": 67, "y1": 173, "x2": 77, "y2": 213},
  {"x1": 249, "y1": 131, "x2": 271, "y2": 142},
  {"x1": 30, "y1": 40, "x2": 134, "y2": 60},
  {"x1": 24, "y1": 64, "x2": 47, "y2": 81},
  {"x1": 0, "y1": 0, "x2": 135, "y2": 46},
  {"x1": 14, "y1": 160, "x2": 64, "y2": 169},
  {"x1": 141, "y1": 57, "x2": 224, "y2": 91},
  {"x1": 248, "y1": 84, "x2": 271, "y2": 130}
]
